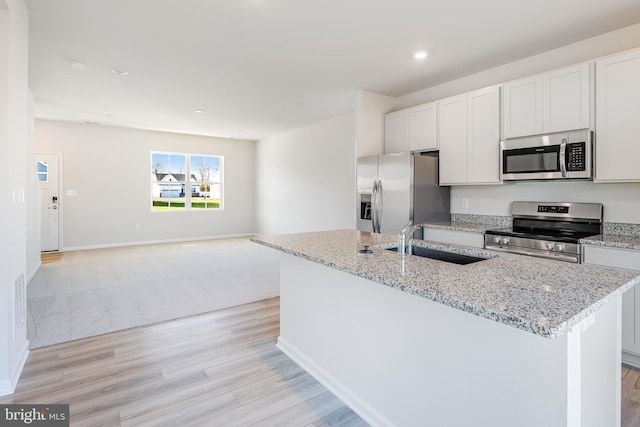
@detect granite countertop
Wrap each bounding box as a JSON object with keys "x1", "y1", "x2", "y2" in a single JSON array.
[
  {"x1": 580, "y1": 222, "x2": 640, "y2": 250},
  {"x1": 581, "y1": 234, "x2": 640, "y2": 250},
  {"x1": 252, "y1": 229, "x2": 640, "y2": 339}
]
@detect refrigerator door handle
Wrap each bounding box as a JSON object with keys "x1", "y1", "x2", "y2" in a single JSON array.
[
  {"x1": 375, "y1": 179, "x2": 382, "y2": 233},
  {"x1": 371, "y1": 180, "x2": 378, "y2": 233},
  {"x1": 372, "y1": 180, "x2": 380, "y2": 233}
]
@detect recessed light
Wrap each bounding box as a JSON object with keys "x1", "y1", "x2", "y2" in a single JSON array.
[
  {"x1": 237, "y1": 129, "x2": 244, "y2": 132},
  {"x1": 110, "y1": 67, "x2": 128, "y2": 76},
  {"x1": 295, "y1": 102, "x2": 307, "y2": 108},
  {"x1": 69, "y1": 60, "x2": 85, "y2": 70},
  {"x1": 195, "y1": 109, "x2": 204, "y2": 114},
  {"x1": 413, "y1": 51, "x2": 428, "y2": 60}
]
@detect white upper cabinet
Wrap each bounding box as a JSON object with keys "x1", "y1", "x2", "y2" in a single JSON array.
[
  {"x1": 384, "y1": 102, "x2": 437, "y2": 153},
  {"x1": 383, "y1": 110, "x2": 407, "y2": 154},
  {"x1": 439, "y1": 86, "x2": 501, "y2": 185},
  {"x1": 438, "y1": 94, "x2": 467, "y2": 184},
  {"x1": 595, "y1": 48, "x2": 640, "y2": 182},
  {"x1": 467, "y1": 86, "x2": 501, "y2": 184},
  {"x1": 502, "y1": 75, "x2": 543, "y2": 138},
  {"x1": 407, "y1": 102, "x2": 437, "y2": 152},
  {"x1": 503, "y1": 62, "x2": 591, "y2": 138},
  {"x1": 543, "y1": 62, "x2": 591, "y2": 133}
]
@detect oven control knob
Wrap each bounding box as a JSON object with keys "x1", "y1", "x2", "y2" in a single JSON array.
[
  {"x1": 501, "y1": 237, "x2": 510, "y2": 245},
  {"x1": 556, "y1": 244, "x2": 565, "y2": 252},
  {"x1": 493, "y1": 236, "x2": 501, "y2": 244},
  {"x1": 546, "y1": 242, "x2": 555, "y2": 250}
]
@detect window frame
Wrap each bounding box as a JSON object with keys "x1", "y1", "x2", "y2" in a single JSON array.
[{"x1": 150, "y1": 151, "x2": 224, "y2": 212}]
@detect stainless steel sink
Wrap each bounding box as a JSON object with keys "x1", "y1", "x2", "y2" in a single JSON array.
[{"x1": 387, "y1": 245, "x2": 487, "y2": 265}]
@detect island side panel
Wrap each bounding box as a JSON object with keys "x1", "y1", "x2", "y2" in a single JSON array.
[
  {"x1": 578, "y1": 294, "x2": 622, "y2": 427},
  {"x1": 277, "y1": 253, "x2": 620, "y2": 427}
]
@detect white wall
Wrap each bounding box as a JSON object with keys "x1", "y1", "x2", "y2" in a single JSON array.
[
  {"x1": 451, "y1": 182, "x2": 640, "y2": 223},
  {"x1": 34, "y1": 120, "x2": 256, "y2": 250},
  {"x1": 0, "y1": 0, "x2": 30, "y2": 397},
  {"x1": 355, "y1": 90, "x2": 396, "y2": 157},
  {"x1": 26, "y1": 89, "x2": 39, "y2": 282},
  {"x1": 255, "y1": 113, "x2": 356, "y2": 235}
]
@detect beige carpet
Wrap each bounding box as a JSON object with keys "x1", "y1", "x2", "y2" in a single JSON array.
[{"x1": 27, "y1": 237, "x2": 280, "y2": 348}]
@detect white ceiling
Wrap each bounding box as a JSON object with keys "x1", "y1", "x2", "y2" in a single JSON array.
[{"x1": 25, "y1": 0, "x2": 640, "y2": 141}]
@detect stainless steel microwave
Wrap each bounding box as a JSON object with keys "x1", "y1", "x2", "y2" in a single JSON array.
[{"x1": 500, "y1": 129, "x2": 592, "y2": 181}]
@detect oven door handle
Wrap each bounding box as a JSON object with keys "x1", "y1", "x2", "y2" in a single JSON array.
[
  {"x1": 559, "y1": 138, "x2": 567, "y2": 178},
  {"x1": 485, "y1": 243, "x2": 580, "y2": 263}
]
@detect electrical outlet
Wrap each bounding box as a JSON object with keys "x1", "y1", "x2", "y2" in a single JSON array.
[
  {"x1": 135, "y1": 224, "x2": 141, "y2": 231},
  {"x1": 461, "y1": 199, "x2": 469, "y2": 210}
]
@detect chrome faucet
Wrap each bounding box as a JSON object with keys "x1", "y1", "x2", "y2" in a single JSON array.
[{"x1": 398, "y1": 222, "x2": 424, "y2": 255}]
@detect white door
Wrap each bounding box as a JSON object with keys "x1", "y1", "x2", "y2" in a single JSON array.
[{"x1": 37, "y1": 153, "x2": 60, "y2": 251}]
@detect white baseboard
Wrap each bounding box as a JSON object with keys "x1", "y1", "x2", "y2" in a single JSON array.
[
  {"x1": 0, "y1": 342, "x2": 29, "y2": 397},
  {"x1": 623, "y1": 350, "x2": 640, "y2": 369},
  {"x1": 26, "y1": 261, "x2": 42, "y2": 285},
  {"x1": 61, "y1": 233, "x2": 256, "y2": 252},
  {"x1": 276, "y1": 336, "x2": 395, "y2": 427}
]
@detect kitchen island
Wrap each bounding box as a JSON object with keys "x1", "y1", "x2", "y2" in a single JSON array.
[{"x1": 252, "y1": 230, "x2": 640, "y2": 427}]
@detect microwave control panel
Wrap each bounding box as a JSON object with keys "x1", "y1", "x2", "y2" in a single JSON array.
[{"x1": 567, "y1": 142, "x2": 586, "y2": 171}]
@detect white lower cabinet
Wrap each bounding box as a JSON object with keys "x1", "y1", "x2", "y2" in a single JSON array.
[
  {"x1": 583, "y1": 245, "x2": 640, "y2": 365},
  {"x1": 422, "y1": 228, "x2": 484, "y2": 248}
]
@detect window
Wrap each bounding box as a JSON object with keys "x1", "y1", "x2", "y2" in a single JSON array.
[
  {"x1": 190, "y1": 155, "x2": 221, "y2": 209},
  {"x1": 151, "y1": 152, "x2": 223, "y2": 211},
  {"x1": 37, "y1": 161, "x2": 48, "y2": 182}
]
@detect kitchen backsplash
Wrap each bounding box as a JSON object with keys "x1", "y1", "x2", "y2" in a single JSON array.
[
  {"x1": 603, "y1": 223, "x2": 640, "y2": 237},
  {"x1": 450, "y1": 213, "x2": 512, "y2": 227},
  {"x1": 450, "y1": 214, "x2": 639, "y2": 237},
  {"x1": 449, "y1": 182, "x2": 640, "y2": 224}
]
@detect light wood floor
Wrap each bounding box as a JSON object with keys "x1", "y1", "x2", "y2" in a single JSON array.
[
  {"x1": 0, "y1": 298, "x2": 368, "y2": 427},
  {"x1": 623, "y1": 364, "x2": 640, "y2": 426},
  {"x1": 4, "y1": 297, "x2": 640, "y2": 426},
  {"x1": 40, "y1": 251, "x2": 64, "y2": 264}
]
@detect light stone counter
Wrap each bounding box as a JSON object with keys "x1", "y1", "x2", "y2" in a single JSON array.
[
  {"x1": 582, "y1": 234, "x2": 640, "y2": 251},
  {"x1": 252, "y1": 229, "x2": 640, "y2": 339}
]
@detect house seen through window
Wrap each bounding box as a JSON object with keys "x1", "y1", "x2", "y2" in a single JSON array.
[{"x1": 151, "y1": 152, "x2": 223, "y2": 210}]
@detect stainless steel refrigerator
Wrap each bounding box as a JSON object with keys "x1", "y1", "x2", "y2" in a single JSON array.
[{"x1": 356, "y1": 152, "x2": 450, "y2": 235}]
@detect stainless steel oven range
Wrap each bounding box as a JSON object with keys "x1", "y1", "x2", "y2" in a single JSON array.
[{"x1": 484, "y1": 201, "x2": 603, "y2": 263}]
